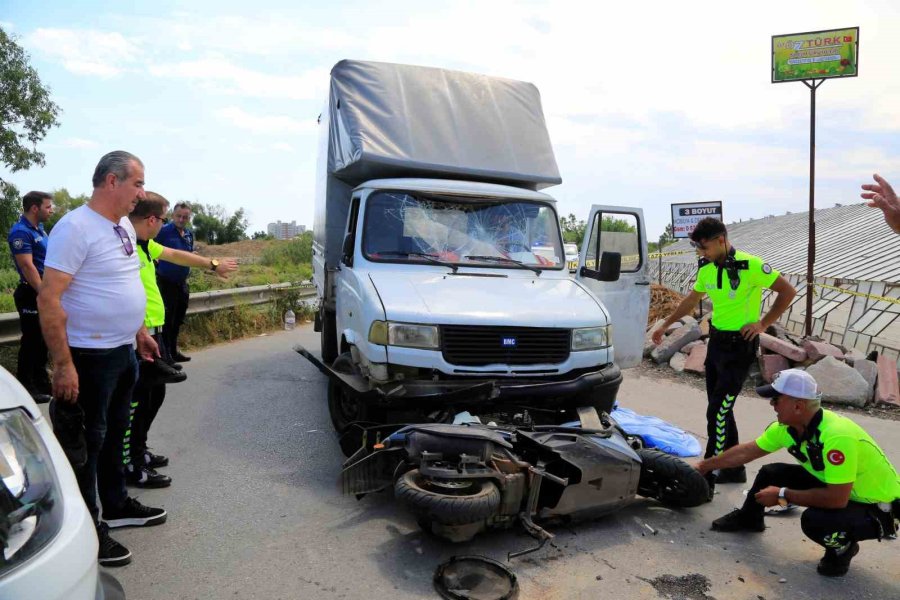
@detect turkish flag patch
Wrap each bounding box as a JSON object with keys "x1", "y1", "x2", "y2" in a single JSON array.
[{"x1": 827, "y1": 450, "x2": 845, "y2": 466}]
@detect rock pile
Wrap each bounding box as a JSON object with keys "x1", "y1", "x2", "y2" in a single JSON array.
[{"x1": 645, "y1": 318, "x2": 899, "y2": 409}]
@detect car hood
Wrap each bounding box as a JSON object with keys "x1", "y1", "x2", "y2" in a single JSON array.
[
  {"x1": 369, "y1": 270, "x2": 609, "y2": 327},
  {"x1": 0, "y1": 367, "x2": 39, "y2": 418}
]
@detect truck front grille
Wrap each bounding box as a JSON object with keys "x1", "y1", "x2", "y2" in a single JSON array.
[{"x1": 440, "y1": 325, "x2": 571, "y2": 366}]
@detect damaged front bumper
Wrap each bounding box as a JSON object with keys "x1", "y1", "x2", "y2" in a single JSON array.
[{"x1": 294, "y1": 344, "x2": 622, "y2": 411}]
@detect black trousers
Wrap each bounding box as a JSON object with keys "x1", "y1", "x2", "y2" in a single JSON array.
[
  {"x1": 129, "y1": 332, "x2": 170, "y2": 465},
  {"x1": 740, "y1": 463, "x2": 893, "y2": 549},
  {"x1": 70, "y1": 345, "x2": 137, "y2": 523},
  {"x1": 704, "y1": 332, "x2": 758, "y2": 459},
  {"x1": 158, "y1": 277, "x2": 189, "y2": 356},
  {"x1": 13, "y1": 283, "x2": 50, "y2": 394}
]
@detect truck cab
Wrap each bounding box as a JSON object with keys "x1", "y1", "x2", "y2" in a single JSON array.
[{"x1": 304, "y1": 60, "x2": 650, "y2": 431}]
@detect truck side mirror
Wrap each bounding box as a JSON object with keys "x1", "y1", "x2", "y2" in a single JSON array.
[
  {"x1": 341, "y1": 233, "x2": 354, "y2": 266},
  {"x1": 581, "y1": 251, "x2": 621, "y2": 282}
]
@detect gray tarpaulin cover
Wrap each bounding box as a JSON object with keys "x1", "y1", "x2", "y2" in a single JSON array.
[{"x1": 327, "y1": 60, "x2": 561, "y2": 191}]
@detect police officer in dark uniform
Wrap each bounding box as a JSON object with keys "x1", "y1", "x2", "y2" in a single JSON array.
[
  {"x1": 154, "y1": 201, "x2": 194, "y2": 362},
  {"x1": 652, "y1": 218, "x2": 796, "y2": 488},
  {"x1": 7, "y1": 191, "x2": 53, "y2": 402},
  {"x1": 697, "y1": 369, "x2": 899, "y2": 577}
]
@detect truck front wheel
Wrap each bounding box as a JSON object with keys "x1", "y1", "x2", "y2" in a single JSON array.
[
  {"x1": 320, "y1": 308, "x2": 338, "y2": 364},
  {"x1": 327, "y1": 353, "x2": 370, "y2": 433}
]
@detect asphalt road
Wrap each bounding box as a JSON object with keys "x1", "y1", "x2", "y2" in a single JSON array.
[{"x1": 108, "y1": 326, "x2": 900, "y2": 599}]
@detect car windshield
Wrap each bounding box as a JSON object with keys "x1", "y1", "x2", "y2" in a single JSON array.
[{"x1": 363, "y1": 192, "x2": 564, "y2": 269}]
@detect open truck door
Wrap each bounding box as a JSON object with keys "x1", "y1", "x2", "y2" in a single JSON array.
[{"x1": 576, "y1": 206, "x2": 651, "y2": 368}]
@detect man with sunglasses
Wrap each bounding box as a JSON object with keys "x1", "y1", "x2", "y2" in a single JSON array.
[
  {"x1": 39, "y1": 151, "x2": 166, "y2": 567},
  {"x1": 695, "y1": 369, "x2": 899, "y2": 576},
  {"x1": 651, "y1": 218, "x2": 796, "y2": 490},
  {"x1": 125, "y1": 192, "x2": 237, "y2": 488}
]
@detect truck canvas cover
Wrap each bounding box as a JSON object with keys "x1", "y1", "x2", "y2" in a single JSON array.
[{"x1": 327, "y1": 60, "x2": 561, "y2": 190}]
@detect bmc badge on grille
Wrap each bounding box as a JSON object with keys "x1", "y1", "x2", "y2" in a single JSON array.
[{"x1": 502, "y1": 337, "x2": 518, "y2": 347}]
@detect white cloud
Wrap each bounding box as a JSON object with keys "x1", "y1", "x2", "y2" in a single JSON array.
[
  {"x1": 60, "y1": 138, "x2": 98, "y2": 149},
  {"x1": 149, "y1": 58, "x2": 328, "y2": 100},
  {"x1": 25, "y1": 28, "x2": 140, "y2": 77},
  {"x1": 214, "y1": 106, "x2": 318, "y2": 135},
  {"x1": 272, "y1": 143, "x2": 296, "y2": 153}
]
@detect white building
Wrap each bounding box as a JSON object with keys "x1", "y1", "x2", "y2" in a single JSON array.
[{"x1": 267, "y1": 220, "x2": 306, "y2": 240}]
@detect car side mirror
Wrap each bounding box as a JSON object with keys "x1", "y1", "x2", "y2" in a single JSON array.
[
  {"x1": 341, "y1": 233, "x2": 354, "y2": 265},
  {"x1": 580, "y1": 251, "x2": 621, "y2": 282}
]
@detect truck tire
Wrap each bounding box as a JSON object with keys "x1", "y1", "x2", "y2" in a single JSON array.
[
  {"x1": 637, "y1": 449, "x2": 710, "y2": 508},
  {"x1": 327, "y1": 353, "x2": 369, "y2": 434},
  {"x1": 395, "y1": 469, "x2": 501, "y2": 526},
  {"x1": 320, "y1": 308, "x2": 338, "y2": 365}
]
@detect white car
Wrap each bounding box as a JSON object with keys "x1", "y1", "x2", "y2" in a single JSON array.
[
  {"x1": 564, "y1": 242, "x2": 579, "y2": 272},
  {"x1": 0, "y1": 368, "x2": 124, "y2": 599}
]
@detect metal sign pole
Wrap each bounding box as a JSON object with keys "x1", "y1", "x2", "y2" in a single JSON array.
[{"x1": 802, "y1": 79, "x2": 824, "y2": 337}]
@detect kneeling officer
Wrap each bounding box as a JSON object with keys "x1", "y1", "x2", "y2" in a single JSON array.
[{"x1": 695, "y1": 369, "x2": 900, "y2": 576}]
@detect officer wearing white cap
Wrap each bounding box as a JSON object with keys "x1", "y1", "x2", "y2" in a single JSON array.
[{"x1": 695, "y1": 369, "x2": 900, "y2": 577}]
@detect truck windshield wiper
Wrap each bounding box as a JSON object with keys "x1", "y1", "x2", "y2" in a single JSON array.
[
  {"x1": 376, "y1": 251, "x2": 458, "y2": 273},
  {"x1": 464, "y1": 255, "x2": 542, "y2": 275}
]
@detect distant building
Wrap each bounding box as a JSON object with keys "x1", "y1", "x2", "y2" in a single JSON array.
[{"x1": 267, "y1": 220, "x2": 306, "y2": 240}]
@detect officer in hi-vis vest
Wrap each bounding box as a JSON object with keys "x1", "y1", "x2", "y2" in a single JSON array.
[{"x1": 652, "y1": 217, "x2": 796, "y2": 492}]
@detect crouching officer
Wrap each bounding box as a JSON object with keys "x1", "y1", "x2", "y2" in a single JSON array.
[
  {"x1": 652, "y1": 218, "x2": 796, "y2": 487},
  {"x1": 696, "y1": 369, "x2": 900, "y2": 576}
]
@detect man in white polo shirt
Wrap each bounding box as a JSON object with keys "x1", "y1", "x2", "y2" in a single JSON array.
[{"x1": 39, "y1": 150, "x2": 167, "y2": 567}]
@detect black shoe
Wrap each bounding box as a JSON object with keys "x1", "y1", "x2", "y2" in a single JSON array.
[
  {"x1": 104, "y1": 497, "x2": 168, "y2": 529},
  {"x1": 171, "y1": 362, "x2": 183, "y2": 371},
  {"x1": 97, "y1": 523, "x2": 132, "y2": 567},
  {"x1": 144, "y1": 359, "x2": 187, "y2": 385},
  {"x1": 174, "y1": 351, "x2": 191, "y2": 362},
  {"x1": 126, "y1": 464, "x2": 172, "y2": 488},
  {"x1": 817, "y1": 542, "x2": 859, "y2": 577},
  {"x1": 143, "y1": 449, "x2": 169, "y2": 468},
  {"x1": 716, "y1": 467, "x2": 747, "y2": 484},
  {"x1": 711, "y1": 509, "x2": 765, "y2": 532}
]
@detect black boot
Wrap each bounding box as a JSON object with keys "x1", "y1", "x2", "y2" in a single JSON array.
[
  {"x1": 711, "y1": 509, "x2": 765, "y2": 532},
  {"x1": 716, "y1": 466, "x2": 747, "y2": 484},
  {"x1": 817, "y1": 542, "x2": 859, "y2": 577}
]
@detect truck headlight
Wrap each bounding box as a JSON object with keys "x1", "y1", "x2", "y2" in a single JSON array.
[
  {"x1": 0, "y1": 408, "x2": 65, "y2": 578},
  {"x1": 571, "y1": 326, "x2": 610, "y2": 351},
  {"x1": 368, "y1": 321, "x2": 440, "y2": 350}
]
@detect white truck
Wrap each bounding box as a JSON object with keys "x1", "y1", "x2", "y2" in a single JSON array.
[{"x1": 301, "y1": 60, "x2": 651, "y2": 433}]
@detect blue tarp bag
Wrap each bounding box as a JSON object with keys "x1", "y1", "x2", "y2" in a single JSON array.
[{"x1": 610, "y1": 405, "x2": 702, "y2": 457}]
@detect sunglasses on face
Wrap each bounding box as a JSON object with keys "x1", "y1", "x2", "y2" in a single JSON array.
[
  {"x1": 689, "y1": 234, "x2": 723, "y2": 250},
  {"x1": 113, "y1": 225, "x2": 134, "y2": 256},
  {"x1": 147, "y1": 215, "x2": 170, "y2": 224}
]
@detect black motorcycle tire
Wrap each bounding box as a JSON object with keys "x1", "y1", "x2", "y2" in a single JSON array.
[
  {"x1": 637, "y1": 448, "x2": 710, "y2": 508},
  {"x1": 395, "y1": 469, "x2": 501, "y2": 525}
]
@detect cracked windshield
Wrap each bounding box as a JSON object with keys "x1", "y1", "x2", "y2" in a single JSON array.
[{"x1": 363, "y1": 192, "x2": 563, "y2": 268}]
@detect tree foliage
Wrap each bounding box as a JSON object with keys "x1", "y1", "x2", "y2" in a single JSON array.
[
  {"x1": 559, "y1": 213, "x2": 586, "y2": 245},
  {"x1": 0, "y1": 27, "x2": 61, "y2": 180},
  {"x1": 46, "y1": 188, "x2": 88, "y2": 232},
  {"x1": 191, "y1": 203, "x2": 249, "y2": 245},
  {"x1": 252, "y1": 230, "x2": 274, "y2": 240}
]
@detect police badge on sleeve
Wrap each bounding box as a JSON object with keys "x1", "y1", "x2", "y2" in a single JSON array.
[{"x1": 12, "y1": 238, "x2": 23, "y2": 250}]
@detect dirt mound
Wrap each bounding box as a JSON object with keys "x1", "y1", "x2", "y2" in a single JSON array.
[
  {"x1": 649, "y1": 284, "x2": 684, "y2": 326},
  {"x1": 194, "y1": 239, "x2": 273, "y2": 261}
]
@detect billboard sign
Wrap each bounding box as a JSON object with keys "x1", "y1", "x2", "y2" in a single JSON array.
[
  {"x1": 671, "y1": 201, "x2": 723, "y2": 239},
  {"x1": 772, "y1": 27, "x2": 859, "y2": 83}
]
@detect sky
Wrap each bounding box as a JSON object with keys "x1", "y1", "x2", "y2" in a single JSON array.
[{"x1": 3, "y1": 0, "x2": 899, "y2": 240}]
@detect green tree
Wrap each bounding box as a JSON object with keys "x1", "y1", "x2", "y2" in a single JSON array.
[
  {"x1": 46, "y1": 187, "x2": 88, "y2": 232},
  {"x1": 0, "y1": 180, "x2": 19, "y2": 268},
  {"x1": 0, "y1": 27, "x2": 61, "y2": 182},
  {"x1": 559, "y1": 213, "x2": 586, "y2": 245},
  {"x1": 251, "y1": 230, "x2": 274, "y2": 240},
  {"x1": 192, "y1": 203, "x2": 249, "y2": 244},
  {"x1": 600, "y1": 216, "x2": 636, "y2": 233}
]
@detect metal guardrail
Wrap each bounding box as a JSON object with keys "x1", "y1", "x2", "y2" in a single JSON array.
[{"x1": 0, "y1": 282, "x2": 318, "y2": 345}]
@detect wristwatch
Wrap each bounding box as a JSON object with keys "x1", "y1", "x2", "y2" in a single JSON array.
[
  {"x1": 210, "y1": 259, "x2": 220, "y2": 272},
  {"x1": 778, "y1": 487, "x2": 789, "y2": 508}
]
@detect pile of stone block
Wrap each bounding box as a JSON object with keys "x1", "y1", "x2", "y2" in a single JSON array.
[{"x1": 645, "y1": 318, "x2": 899, "y2": 409}]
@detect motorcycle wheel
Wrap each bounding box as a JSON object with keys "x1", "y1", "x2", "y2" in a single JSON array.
[
  {"x1": 637, "y1": 448, "x2": 710, "y2": 508},
  {"x1": 395, "y1": 469, "x2": 501, "y2": 525}
]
